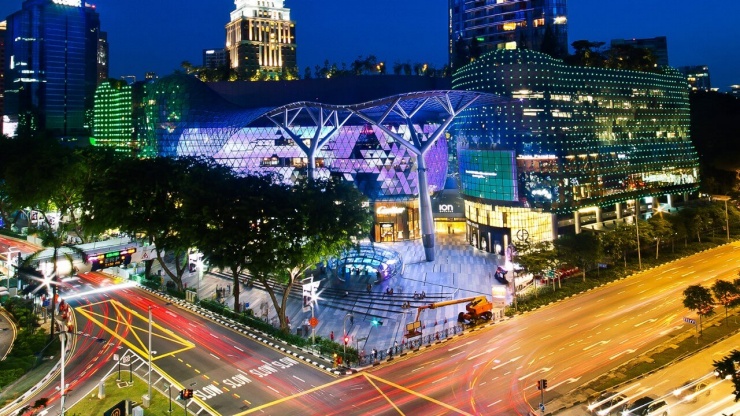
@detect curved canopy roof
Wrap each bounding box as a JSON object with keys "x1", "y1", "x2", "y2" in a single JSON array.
[{"x1": 253, "y1": 90, "x2": 506, "y2": 127}]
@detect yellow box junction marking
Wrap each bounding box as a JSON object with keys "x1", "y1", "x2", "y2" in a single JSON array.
[{"x1": 75, "y1": 299, "x2": 194, "y2": 361}]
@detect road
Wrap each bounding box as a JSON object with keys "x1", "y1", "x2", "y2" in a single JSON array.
[
  {"x1": 345, "y1": 242, "x2": 740, "y2": 415},
  {"x1": 7, "y1": 242, "x2": 739, "y2": 415},
  {"x1": 6, "y1": 270, "x2": 339, "y2": 416}
]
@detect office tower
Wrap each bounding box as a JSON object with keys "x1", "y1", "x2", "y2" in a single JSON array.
[
  {"x1": 678, "y1": 65, "x2": 712, "y2": 91},
  {"x1": 611, "y1": 36, "x2": 669, "y2": 66},
  {"x1": 0, "y1": 21, "x2": 6, "y2": 136},
  {"x1": 225, "y1": 0, "x2": 297, "y2": 79},
  {"x1": 449, "y1": 0, "x2": 568, "y2": 68},
  {"x1": 4, "y1": 0, "x2": 104, "y2": 138},
  {"x1": 97, "y1": 31, "x2": 109, "y2": 83},
  {"x1": 203, "y1": 48, "x2": 228, "y2": 69}
]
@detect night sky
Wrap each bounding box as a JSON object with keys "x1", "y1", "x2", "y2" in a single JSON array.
[{"x1": 1, "y1": 0, "x2": 738, "y2": 90}]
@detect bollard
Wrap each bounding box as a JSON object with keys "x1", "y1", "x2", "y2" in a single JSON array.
[{"x1": 98, "y1": 380, "x2": 105, "y2": 399}]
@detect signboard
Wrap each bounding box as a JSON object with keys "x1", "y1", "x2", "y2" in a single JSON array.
[
  {"x1": 103, "y1": 399, "x2": 126, "y2": 416},
  {"x1": 683, "y1": 317, "x2": 696, "y2": 325},
  {"x1": 88, "y1": 248, "x2": 136, "y2": 271}
]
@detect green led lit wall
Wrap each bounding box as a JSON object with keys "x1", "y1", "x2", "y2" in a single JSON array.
[
  {"x1": 459, "y1": 149, "x2": 518, "y2": 202},
  {"x1": 452, "y1": 49, "x2": 699, "y2": 215},
  {"x1": 92, "y1": 80, "x2": 134, "y2": 155}
]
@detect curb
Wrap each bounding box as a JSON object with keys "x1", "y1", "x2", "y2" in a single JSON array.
[{"x1": 139, "y1": 285, "x2": 358, "y2": 376}]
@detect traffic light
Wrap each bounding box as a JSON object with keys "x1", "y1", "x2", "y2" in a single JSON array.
[
  {"x1": 371, "y1": 318, "x2": 383, "y2": 326},
  {"x1": 179, "y1": 389, "x2": 193, "y2": 400},
  {"x1": 343, "y1": 334, "x2": 350, "y2": 345},
  {"x1": 542, "y1": 379, "x2": 547, "y2": 390},
  {"x1": 536, "y1": 380, "x2": 542, "y2": 390}
]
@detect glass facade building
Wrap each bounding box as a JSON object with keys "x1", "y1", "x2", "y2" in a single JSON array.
[
  {"x1": 140, "y1": 75, "x2": 456, "y2": 243},
  {"x1": 92, "y1": 80, "x2": 133, "y2": 155},
  {"x1": 3, "y1": 0, "x2": 104, "y2": 138},
  {"x1": 449, "y1": 0, "x2": 568, "y2": 66},
  {"x1": 452, "y1": 49, "x2": 699, "y2": 250}
]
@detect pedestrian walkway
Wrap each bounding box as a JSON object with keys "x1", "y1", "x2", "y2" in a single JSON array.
[{"x1": 172, "y1": 233, "x2": 507, "y2": 360}]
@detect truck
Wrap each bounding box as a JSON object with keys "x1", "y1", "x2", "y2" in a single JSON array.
[{"x1": 405, "y1": 295, "x2": 494, "y2": 338}]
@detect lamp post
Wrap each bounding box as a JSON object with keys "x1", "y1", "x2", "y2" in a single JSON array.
[
  {"x1": 634, "y1": 199, "x2": 642, "y2": 270},
  {"x1": 4, "y1": 247, "x2": 20, "y2": 290},
  {"x1": 712, "y1": 195, "x2": 731, "y2": 243},
  {"x1": 164, "y1": 383, "x2": 172, "y2": 413},
  {"x1": 148, "y1": 306, "x2": 152, "y2": 402},
  {"x1": 59, "y1": 332, "x2": 67, "y2": 416},
  {"x1": 343, "y1": 313, "x2": 353, "y2": 366}
]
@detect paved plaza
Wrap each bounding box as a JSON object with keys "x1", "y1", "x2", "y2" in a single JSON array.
[{"x1": 173, "y1": 233, "x2": 507, "y2": 356}]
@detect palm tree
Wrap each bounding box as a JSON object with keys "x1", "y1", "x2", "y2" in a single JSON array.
[{"x1": 22, "y1": 220, "x2": 86, "y2": 341}]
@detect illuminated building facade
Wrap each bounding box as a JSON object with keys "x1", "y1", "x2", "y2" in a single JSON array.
[
  {"x1": 678, "y1": 65, "x2": 712, "y2": 92},
  {"x1": 92, "y1": 80, "x2": 133, "y2": 154},
  {"x1": 225, "y1": 0, "x2": 297, "y2": 79},
  {"x1": 449, "y1": 0, "x2": 568, "y2": 66},
  {"x1": 452, "y1": 49, "x2": 699, "y2": 252},
  {"x1": 135, "y1": 75, "x2": 497, "y2": 260},
  {"x1": 3, "y1": 0, "x2": 105, "y2": 138},
  {"x1": 0, "y1": 20, "x2": 6, "y2": 136},
  {"x1": 203, "y1": 48, "x2": 228, "y2": 69}
]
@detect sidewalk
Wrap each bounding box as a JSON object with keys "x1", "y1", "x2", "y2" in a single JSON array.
[{"x1": 169, "y1": 234, "x2": 507, "y2": 358}]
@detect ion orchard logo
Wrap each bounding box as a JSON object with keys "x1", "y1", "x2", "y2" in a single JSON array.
[{"x1": 438, "y1": 204, "x2": 455, "y2": 213}]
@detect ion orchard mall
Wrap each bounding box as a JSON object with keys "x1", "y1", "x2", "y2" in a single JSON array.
[{"x1": 93, "y1": 50, "x2": 699, "y2": 260}]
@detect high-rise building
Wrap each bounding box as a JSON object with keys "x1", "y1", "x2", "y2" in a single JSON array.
[
  {"x1": 0, "y1": 20, "x2": 6, "y2": 137},
  {"x1": 225, "y1": 0, "x2": 297, "y2": 79},
  {"x1": 611, "y1": 36, "x2": 669, "y2": 66},
  {"x1": 203, "y1": 48, "x2": 228, "y2": 69},
  {"x1": 92, "y1": 80, "x2": 132, "y2": 154},
  {"x1": 97, "y1": 31, "x2": 109, "y2": 83},
  {"x1": 449, "y1": 0, "x2": 568, "y2": 68},
  {"x1": 678, "y1": 65, "x2": 712, "y2": 91},
  {"x1": 3, "y1": 0, "x2": 105, "y2": 138}
]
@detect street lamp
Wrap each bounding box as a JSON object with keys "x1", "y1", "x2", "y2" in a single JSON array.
[
  {"x1": 634, "y1": 199, "x2": 642, "y2": 270},
  {"x1": 342, "y1": 313, "x2": 353, "y2": 366},
  {"x1": 59, "y1": 331, "x2": 68, "y2": 416},
  {"x1": 712, "y1": 195, "x2": 731, "y2": 243},
  {"x1": 164, "y1": 382, "x2": 172, "y2": 413},
  {"x1": 4, "y1": 247, "x2": 21, "y2": 290},
  {"x1": 148, "y1": 306, "x2": 152, "y2": 402}
]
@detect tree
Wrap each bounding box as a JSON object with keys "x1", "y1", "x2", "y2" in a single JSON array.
[
  {"x1": 82, "y1": 157, "x2": 208, "y2": 291},
  {"x1": 648, "y1": 214, "x2": 673, "y2": 259},
  {"x1": 712, "y1": 279, "x2": 739, "y2": 325},
  {"x1": 246, "y1": 177, "x2": 372, "y2": 331},
  {"x1": 601, "y1": 223, "x2": 637, "y2": 268},
  {"x1": 187, "y1": 170, "x2": 277, "y2": 313},
  {"x1": 713, "y1": 350, "x2": 740, "y2": 402},
  {"x1": 554, "y1": 232, "x2": 602, "y2": 282},
  {"x1": 513, "y1": 241, "x2": 557, "y2": 294},
  {"x1": 21, "y1": 224, "x2": 86, "y2": 341},
  {"x1": 683, "y1": 285, "x2": 715, "y2": 335},
  {"x1": 665, "y1": 213, "x2": 688, "y2": 250}
]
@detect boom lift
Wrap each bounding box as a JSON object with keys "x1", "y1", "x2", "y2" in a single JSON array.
[{"x1": 405, "y1": 296, "x2": 493, "y2": 338}]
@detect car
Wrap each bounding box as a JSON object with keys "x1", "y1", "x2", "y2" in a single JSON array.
[
  {"x1": 624, "y1": 396, "x2": 668, "y2": 416},
  {"x1": 674, "y1": 380, "x2": 711, "y2": 403},
  {"x1": 587, "y1": 393, "x2": 628, "y2": 415}
]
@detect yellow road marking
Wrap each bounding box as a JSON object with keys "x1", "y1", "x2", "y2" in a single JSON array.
[
  {"x1": 365, "y1": 374, "x2": 406, "y2": 415},
  {"x1": 364, "y1": 373, "x2": 474, "y2": 416},
  {"x1": 234, "y1": 373, "x2": 365, "y2": 415}
]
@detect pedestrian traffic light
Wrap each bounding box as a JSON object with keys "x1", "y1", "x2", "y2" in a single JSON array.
[
  {"x1": 536, "y1": 380, "x2": 542, "y2": 390},
  {"x1": 371, "y1": 318, "x2": 383, "y2": 326},
  {"x1": 343, "y1": 335, "x2": 350, "y2": 345}
]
